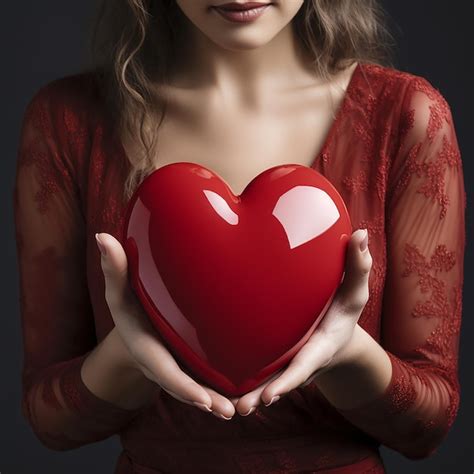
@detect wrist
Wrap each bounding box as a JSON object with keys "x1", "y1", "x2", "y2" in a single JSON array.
[
  {"x1": 82, "y1": 328, "x2": 156, "y2": 410},
  {"x1": 312, "y1": 323, "x2": 393, "y2": 410}
]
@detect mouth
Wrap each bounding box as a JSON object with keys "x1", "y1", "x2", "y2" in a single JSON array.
[
  {"x1": 212, "y1": 2, "x2": 272, "y2": 10},
  {"x1": 210, "y1": 2, "x2": 273, "y2": 23}
]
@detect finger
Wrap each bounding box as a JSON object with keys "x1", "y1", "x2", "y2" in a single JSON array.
[
  {"x1": 169, "y1": 358, "x2": 236, "y2": 417},
  {"x1": 233, "y1": 369, "x2": 284, "y2": 415},
  {"x1": 346, "y1": 229, "x2": 371, "y2": 278},
  {"x1": 198, "y1": 383, "x2": 237, "y2": 419},
  {"x1": 260, "y1": 341, "x2": 334, "y2": 405},
  {"x1": 96, "y1": 232, "x2": 137, "y2": 310},
  {"x1": 299, "y1": 358, "x2": 334, "y2": 388},
  {"x1": 136, "y1": 344, "x2": 213, "y2": 409},
  {"x1": 300, "y1": 372, "x2": 318, "y2": 388},
  {"x1": 96, "y1": 233, "x2": 158, "y2": 339},
  {"x1": 229, "y1": 397, "x2": 240, "y2": 408},
  {"x1": 335, "y1": 229, "x2": 372, "y2": 314}
]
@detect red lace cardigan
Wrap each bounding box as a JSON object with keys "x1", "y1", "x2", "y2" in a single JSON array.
[{"x1": 13, "y1": 62, "x2": 466, "y2": 473}]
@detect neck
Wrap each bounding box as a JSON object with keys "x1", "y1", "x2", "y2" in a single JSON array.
[{"x1": 168, "y1": 12, "x2": 323, "y2": 107}]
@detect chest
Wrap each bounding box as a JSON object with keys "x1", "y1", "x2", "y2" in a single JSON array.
[{"x1": 134, "y1": 86, "x2": 346, "y2": 196}]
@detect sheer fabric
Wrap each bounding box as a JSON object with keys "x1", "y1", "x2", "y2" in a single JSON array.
[{"x1": 13, "y1": 62, "x2": 466, "y2": 473}]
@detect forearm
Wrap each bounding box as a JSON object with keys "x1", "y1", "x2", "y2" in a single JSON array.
[
  {"x1": 314, "y1": 323, "x2": 392, "y2": 410},
  {"x1": 81, "y1": 326, "x2": 156, "y2": 410},
  {"x1": 312, "y1": 323, "x2": 459, "y2": 459},
  {"x1": 22, "y1": 328, "x2": 156, "y2": 451}
]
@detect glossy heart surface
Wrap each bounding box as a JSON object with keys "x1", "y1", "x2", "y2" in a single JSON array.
[{"x1": 122, "y1": 162, "x2": 352, "y2": 396}]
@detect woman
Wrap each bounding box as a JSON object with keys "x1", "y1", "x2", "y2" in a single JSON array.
[{"x1": 13, "y1": 0, "x2": 466, "y2": 473}]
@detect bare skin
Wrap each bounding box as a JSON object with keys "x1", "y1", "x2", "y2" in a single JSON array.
[
  {"x1": 82, "y1": 60, "x2": 361, "y2": 416},
  {"x1": 116, "y1": 0, "x2": 360, "y2": 196},
  {"x1": 136, "y1": 63, "x2": 357, "y2": 197},
  {"x1": 82, "y1": 1, "x2": 391, "y2": 421}
]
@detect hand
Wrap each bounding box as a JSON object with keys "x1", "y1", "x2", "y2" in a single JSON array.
[
  {"x1": 229, "y1": 228, "x2": 372, "y2": 417},
  {"x1": 95, "y1": 232, "x2": 237, "y2": 420}
]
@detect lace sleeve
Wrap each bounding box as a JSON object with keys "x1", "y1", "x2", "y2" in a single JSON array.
[
  {"x1": 13, "y1": 83, "x2": 144, "y2": 451},
  {"x1": 335, "y1": 76, "x2": 466, "y2": 459}
]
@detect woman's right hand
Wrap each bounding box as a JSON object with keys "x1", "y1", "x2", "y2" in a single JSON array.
[{"x1": 95, "y1": 232, "x2": 238, "y2": 420}]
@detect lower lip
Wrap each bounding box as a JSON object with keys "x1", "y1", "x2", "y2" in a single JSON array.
[{"x1": 212, "y1": 5, "x2": 271, "y2": 23}]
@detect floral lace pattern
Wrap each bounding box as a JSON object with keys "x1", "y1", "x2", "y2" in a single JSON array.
[
  {"x1": 333, "y1": 71, "x2": 465, "y2": 461},
  {"x1": 13, "y1": 62, "x2": 465, "y2": 472}
]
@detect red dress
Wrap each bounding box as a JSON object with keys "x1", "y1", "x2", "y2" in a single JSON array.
[{"x1": 13, "y1": 62, "x2": 466, "y2": 473}]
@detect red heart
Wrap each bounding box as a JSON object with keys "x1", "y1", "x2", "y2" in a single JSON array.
[{"x1": 122, "y1": 162, "x2": 351, "y2": 397}]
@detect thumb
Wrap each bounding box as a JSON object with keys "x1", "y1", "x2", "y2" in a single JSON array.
[
  {"x1": 337, "y1": 229, "x2": 372, "y2": 305},
  {"x1": 95, "y1": 232, "x2": 130, "y2": 300},
  {"x1": 346, "y1": 228, "x2": 371, "y2": 273}
]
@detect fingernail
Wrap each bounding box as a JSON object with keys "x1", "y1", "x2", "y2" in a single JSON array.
[
  {"x1": 242, "y1": 406, "x2": 256, "y2": 416},
  {"x1": 193, "y1": 401, "x2": 212, "y2": 412},
  {"x1": 359, "y1": 230, "x2": 368, "y2": 252},
  {"x1": 212, "y1": 411, "x2": 232, "y2": 420},
  {"x1": 95, "y1": 233, "x2": 107, "y2": 257},
  {"x1": 264, "y1": 395, "x2": 280, "y2": 407}
]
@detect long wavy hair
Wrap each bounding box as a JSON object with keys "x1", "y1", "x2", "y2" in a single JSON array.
[{"x1": 88, "y1": 0, "x2": 396, "y2": 202}]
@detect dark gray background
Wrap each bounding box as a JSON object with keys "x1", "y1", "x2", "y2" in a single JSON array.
[{"x1": 2, "y1": 1, "x2": 472, "y2": 473}]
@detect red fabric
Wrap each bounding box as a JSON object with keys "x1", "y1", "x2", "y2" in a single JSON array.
[{"x1": 13, "y1": 62, "x2": 466, "y2": 473}]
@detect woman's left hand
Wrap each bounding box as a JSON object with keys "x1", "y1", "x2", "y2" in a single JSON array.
[{"x1": 229, "y1": 228, "x2": 372, "y2": 417}]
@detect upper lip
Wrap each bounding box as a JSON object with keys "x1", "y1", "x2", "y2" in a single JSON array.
[{"x1": 213, "y1": 2, "x2": 271, "y2": 11}]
